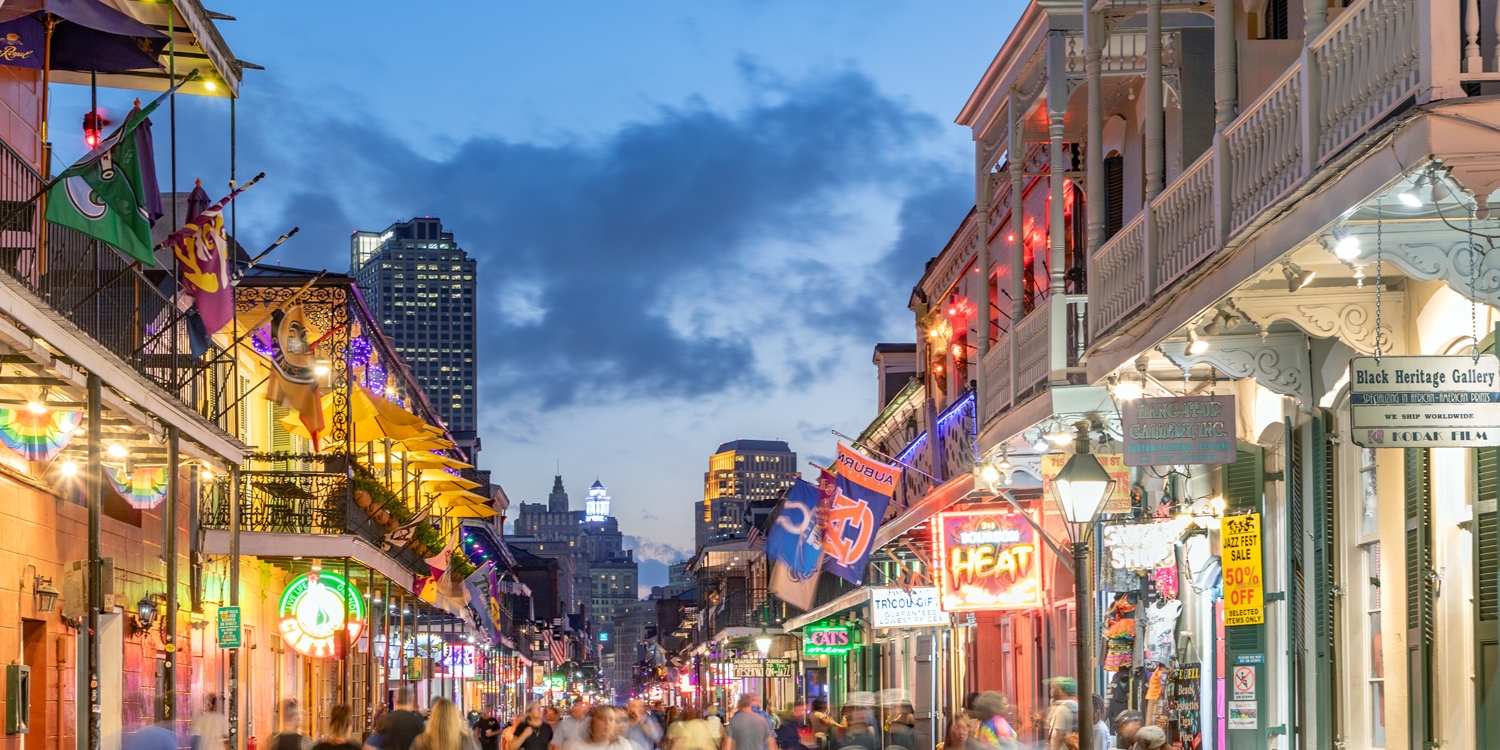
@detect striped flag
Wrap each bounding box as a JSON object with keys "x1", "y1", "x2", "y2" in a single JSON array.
[
  {"x1": 543, "y1": 630, "x2": 566, "y2": 664},
  {"x1": 747, "y1": 524, "x2": 764, "y2": 550}
]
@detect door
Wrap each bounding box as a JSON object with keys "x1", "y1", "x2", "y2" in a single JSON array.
[{"x1": 22, "y1": 620, "x2": 48, "y2": 750}]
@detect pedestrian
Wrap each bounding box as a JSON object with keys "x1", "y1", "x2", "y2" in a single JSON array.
[
  {"x1": 313, "y1": 705, "x2": 364, "y2": 750},
  {"x1": 124, "y1": 696, "x2": 177, "y2": 750},
  {"x1": 665, "y1": 708, "x2": 715, "y2": 750},
  {"x1": 553, "y1": 701, "x2": 591, "y2": 750},
  {"x1": 1110, "y1": 711, "x2": 1142, "y2": 750},
  {"x1": 968, "y1": 692, "x2": 1016, "y2": 750},
  {"x1": 774, "y1": 704, "x2": 816, "y2": 750},
  {"x1": 563, "y1": 706, "x2": 633, "y2": 750},
  {"x1": 807, "y1": 700, "x2": 841, "y2": 749},
  {"x1": 623, "y1": 699, "x2": 662, "y2": 750},
  {"x1": 882, "y1": 702, "x2": 916, "y2": 750},
  {"x1": 1130, "y1": 726, "x2": 1166, "y2": 750},
  {"x1": 723, "y1": 694, "x2": 777, "y2": 750},
  {"x1": 415, "y1": 699, "x2": 480, "y2": 750},
  {"x1": 833, "y1": 705, "x2": 875, "y2": 750},
  {"x1": 191, "y1": 693, "x2": 229, "y2": 750},
  {"x1": 508, "y1": 704, "x2": 555, "y2": 750},
  {"x1": 271, "y1": 700, "x2": 314, "y2": 750},
  {"x1": 703, "y1": 705, "x2": 723, "y2": 749},
  {"x1": 548, "y1": 708, "x2": 562, "y2": 725},
  {"x1": 1042, "y1": 679, "x2": 1079, "y2": 750},
  {"x1": 379, "y1": 688, "x2": 428, "y2": 750},
  {"x1": 475, "y1": 709, "x2": 503, "y2": 750},
  {"x1": 1088, "y1": 695, "x2": 1108, "y2": 750},
  {"x1": 935, "y1": 714, "x2": 973, "y2": 750}
]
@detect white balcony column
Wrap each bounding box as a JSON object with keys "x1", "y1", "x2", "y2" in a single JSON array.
[
  {"x1": 1145, "y1": 0, "x2": 1165, "y2": 200},
  {"x1": 1305, "y1": 0, "x2": 1328, "y2": 41},
  {"x1": 1008, "y1": 86, "x2": 1025, "y2": 407},
  {"x1": 1047, "y1": 30, "x2": 1069, "y2": 385},
  {"x1": 1465, "y1": 0, "x2": 1482, "y2": 72},
  {"x1": 974, "y1": 139, "x2": 991, "y2": 416},
  {"x1": 1214, "y1": 0, "x2": 1238, "y2": 131},
  {"x1": 1085, "y1": 1, "x2": 1104, "y2": 344}
]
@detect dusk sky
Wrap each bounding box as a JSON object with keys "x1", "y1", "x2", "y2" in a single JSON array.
[{"x1": 55, "y1": 1, "x2": 1021, "y2": 593}]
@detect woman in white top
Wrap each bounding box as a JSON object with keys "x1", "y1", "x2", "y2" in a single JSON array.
[{"x1": 564, "y1": 706, "x2": 634, "y2": 750}]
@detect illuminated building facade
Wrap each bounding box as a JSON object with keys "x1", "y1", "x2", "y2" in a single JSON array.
[{"x1": 696, "y1": 439, "x2": 798, "y2": 548}]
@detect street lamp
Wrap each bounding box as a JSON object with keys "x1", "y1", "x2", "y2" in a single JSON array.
[
  {"x1": 755, "y1": 628, "x2": 772, "y2": 656},
  {"x1": 1051, "y1": 421, "x2": 1114, "y2": 750}
]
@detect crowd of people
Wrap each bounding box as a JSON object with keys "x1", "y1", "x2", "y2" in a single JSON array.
[{"x1": 169, "y1": 682, "x2": 1167, "y2": 750}]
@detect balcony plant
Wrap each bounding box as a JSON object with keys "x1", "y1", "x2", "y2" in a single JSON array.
[{"x1": 351, "y1": 471, "x2": 407, "y2": 532}]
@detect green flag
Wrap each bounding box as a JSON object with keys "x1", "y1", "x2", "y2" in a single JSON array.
[{"x1": 45, "y1": 75, "x2": 193, "y2": 266}]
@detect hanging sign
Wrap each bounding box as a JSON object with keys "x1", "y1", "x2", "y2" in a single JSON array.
[
  {"x1": 933, "y1": 510, "x2": 1042, "y2": 612},
  {"x1": 1350, "y1": 354, "x2": 1500, "y2": 447},
  {"x1": 277, "y1": 571, "x2": 366, "y2": 659},
  {"x1": 802, "y1": 625, "x2": 854, "y2": 655},
  {"x1": 731, "y1": 658, "x2": 795, "y2": 677},
  {"x1": 1222, "y1": 513, "x2": 1265, "y2": 626},
  {"x1": 870, "y1": 587, "x2": 948, "y2": 628},
  {"x1": 1122, "y1": 395, "x2": 1236, "y2": 466},
  {"x1": 1102, "y1": 518, "x2": 1192, "y2": 571},
  {"x1": 438, "y1": 644, "x2": 477, "y2": 678},
  {"x1": 1042, "y1": 453, "x2": 1132, "y2": 514}
]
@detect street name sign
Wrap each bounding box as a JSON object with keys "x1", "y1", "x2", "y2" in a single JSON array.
[{"x1": 1350, "y1": 355, "x2": 1500, "y2": 447}]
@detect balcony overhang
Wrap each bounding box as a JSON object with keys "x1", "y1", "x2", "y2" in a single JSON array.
[
  {"x1": 55, "y1": 0, "x2": 244, "y2": 97},
  {"x1": 0, "y1": 262, "x2": 245, "y2": 464},
  {"x1": 781, "y1": 589, "x2": 870, "y2": 633},
  {"x1": 201, "y1": 530, "x2": 416, "y2": 591}
]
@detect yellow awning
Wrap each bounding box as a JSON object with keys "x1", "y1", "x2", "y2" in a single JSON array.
[
  {"x1": 366, "y1": 451, "x2": 473, "y2": 471},
  {"x1": 281, "y1": 385, "x2": 432, "y2": 445},
  {"x1": 440, "y1": 504, "x2": 499, "y2": 519},
  {"x1": 429, "y1": 490, "x2": 493, "y2": 505}
]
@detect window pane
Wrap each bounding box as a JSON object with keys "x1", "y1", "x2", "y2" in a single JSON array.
[
  {"x1": 1368, "y1": 612, "x2": 1383, "y2": 678},
  {"x1": 1370, "y1": 681, "x2": 1386, "y2": 747},
  {"x1": 1360, "y1": 448, "x2": 1379, "y2": 536}
]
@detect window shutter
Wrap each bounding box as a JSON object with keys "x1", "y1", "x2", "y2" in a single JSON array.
[
  {"x1": 1312, "y1": 413, "x2": 1337, "y2": 748},
  {"x1": 1225, "y1": 443, "x2": 1268, "y2": 750},
  {"x1": 1285, "y1": 419, "x2": 1305, "y2": 747},
  {"x1": 1405, "y1": 447, "x2": 1434, "y2": 749},
  {"x1": 1104, "y1": 156, "x2": 1124, "y2": 240},
  {"x1": 1477, "y1": 445, "x2": 1500, "y2": 749}
]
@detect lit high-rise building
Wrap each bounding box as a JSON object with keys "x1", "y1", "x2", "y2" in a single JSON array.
[
  {"x1": 696, "y1": 439, "x2": 798, "y2": 548},
  {"x1": 585, "y1": 480, "x2": 611, "y2": 522},
  {"x1": 351, "y1": 217, "x2": 478, "y2": 458}
]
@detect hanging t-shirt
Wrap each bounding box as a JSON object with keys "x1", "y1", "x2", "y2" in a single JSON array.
[{"x1": 1143, "y1": 599, "x2": 1183, "y2": 665}]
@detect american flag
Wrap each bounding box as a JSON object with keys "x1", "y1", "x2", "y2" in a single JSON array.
[
  {"x1": 747, "y1": 524, "x2": 764, "y2": 550},
  {"x1": 543, "y1": 630, "x2": 567, "y2": 664}
]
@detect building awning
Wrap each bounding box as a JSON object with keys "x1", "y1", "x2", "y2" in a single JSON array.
[
  {"x1": 782, "y1": 588, "x2": 870, "y2": 632},
  {"x1": 873, "y1": 474, "x2": 978, "y2": 552},
  {"x1": 202, "y1": 530, "x2": 416, "y2": 591}
]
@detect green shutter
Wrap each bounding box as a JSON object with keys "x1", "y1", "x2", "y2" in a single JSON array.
[
  {"x1": 1226, "y1": 443, "x2": 1268, "y2": 750},
  {"x1": 1477, "y1": 445, "x2": 1500, "y2": 750},
  {"x1": 1405, "y1": 447, "x2": 1434, "y2": 750},
  {"x1": 1286, "y1": 419, "x2": 1305, "y2": 748},
  {"x1": 1312, "y1": 413, "x2": 1337, "y2": 749}
]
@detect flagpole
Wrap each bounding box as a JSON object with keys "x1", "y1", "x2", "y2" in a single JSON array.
[{"x1": 829, "y1": 429, "x2": 936, "y2": 481}]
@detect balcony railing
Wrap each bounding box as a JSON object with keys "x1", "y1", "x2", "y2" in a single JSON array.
[
  {"x1": 1089, "y1": 0, "x2": 1421, "y2": 337},
  {"x1": 981, "y1": 295, "x2": 1088, "y2": 426}
]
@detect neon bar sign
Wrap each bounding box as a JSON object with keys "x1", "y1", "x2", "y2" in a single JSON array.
[
  {"x1": 803, "y1": 624, "x2": 854, "y2": 655},
  {"x1": 278, "y1": 571, "x2": 366, "y2": 659},
  {"x1": 934, "y1": 510, "x2": 1043, "y2": 612}
]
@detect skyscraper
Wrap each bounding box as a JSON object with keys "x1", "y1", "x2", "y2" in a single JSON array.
[
  {"x1": 696, "y1": 439, "x2": 798, "y2": 548},
  {"x1": 351, "y1": 217, "x2": 478, "y2": 457}
]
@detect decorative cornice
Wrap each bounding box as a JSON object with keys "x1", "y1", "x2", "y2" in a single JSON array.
[
  {"x1": 1381, "y1": 238, "x2": 1500, "y2": 308},
  {"x1": 1157, "y1": 332, "x2": 1312, "y2": 411},
  {"x1": 1228, "y1": 289, "x2": 1404, "y2": 356}
]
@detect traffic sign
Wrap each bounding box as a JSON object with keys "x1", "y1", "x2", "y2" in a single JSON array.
[{"x1": 216, "y1": 606, "x2": 241, "y2": 649}]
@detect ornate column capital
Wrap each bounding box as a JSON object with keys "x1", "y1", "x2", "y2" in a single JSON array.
[{"x1": 1158, "y1": 331, "x2": 1312, "y2": 411}]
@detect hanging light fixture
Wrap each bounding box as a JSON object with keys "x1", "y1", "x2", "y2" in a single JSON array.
[
  {"x1": 755, "y1": 628, "x2": 772, "y2": 655},
  {"x1": 1187, "y1": 329, "x2": 1209, "y2": 356},
  {"x1": 1332, "y1": 233, "x2": 1361, "y2": 260},
  {"x1": 1111, "y1": 372, "x2": 1144, "y2": 401},
  {"x1": 34, "y1": 575, "x2": 58, "y2": 614},
  {"x1": 1281, "y1": 261, "x2": 1315, "y2": 293},
  {"x1": 1397, "y1": 174, "x2": 1426, "y2": 207}
]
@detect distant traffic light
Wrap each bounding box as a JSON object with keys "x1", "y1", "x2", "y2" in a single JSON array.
[{"x1": 82, "y1": 109, "x2": 109, "y2": 148}]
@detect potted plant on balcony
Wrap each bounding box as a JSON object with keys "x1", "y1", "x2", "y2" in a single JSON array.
[{"x1": 352, "y1": 472, "x2": 405, "y2": 531}]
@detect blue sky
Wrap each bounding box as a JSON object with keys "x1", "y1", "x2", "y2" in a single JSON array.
[{"x1": 55, "y1": 1, "x2": 1021, "y2": 593}]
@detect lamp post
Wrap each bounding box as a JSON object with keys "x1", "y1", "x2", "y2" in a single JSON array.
[
  {"x1": 1051, "y1": 421, "x2": 1114, "y2": 750},
  {"x1": 755, "y1": 624, "x2": 772, "y2": 703}
]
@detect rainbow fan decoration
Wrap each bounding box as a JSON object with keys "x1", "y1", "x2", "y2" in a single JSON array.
[
  {"x1": 0, "y1": 408, "x2": 81, "y2": 462},
  {"x1": 107, "y1": 466, "x2": 170, "y2": 510}
]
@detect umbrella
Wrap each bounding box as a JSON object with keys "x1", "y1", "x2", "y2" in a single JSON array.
[
  {"x1": 427, "y1": 490, "x2": 493, "y2": 505},
  {"x1": 0, "y1": 0, "x2": 167, "y2": 145},
  {"x1": 367, "y1": 450, "x2": 472, "y2": 471},
  {"x1": 281, "y1": 384, "x2": 430, "y2": 445}
]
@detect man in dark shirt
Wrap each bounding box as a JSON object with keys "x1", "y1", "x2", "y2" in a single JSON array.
[
  {"x1": 776, "y1": 704, "x2": 816, "y2": 750},
  {"x1": 377, "y1": 688, "x2": 426, "y2": 750},
  {"x1": 475, "y1": 710, "x2": 503, "y2": 750}
]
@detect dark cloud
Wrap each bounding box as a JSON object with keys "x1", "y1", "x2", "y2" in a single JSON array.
[{"x1": 202, "y1": 69, "x2": 971, "y2": 409}]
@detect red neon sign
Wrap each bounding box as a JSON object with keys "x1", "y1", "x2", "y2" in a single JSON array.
[{"x1": 933, "y1": 510, "x2": 1043, "y2": 612}]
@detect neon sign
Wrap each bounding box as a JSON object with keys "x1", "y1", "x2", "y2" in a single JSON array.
[
  {"x1": 437, "y1": 643, "x2": 477, "y2": 678},
  {"x1": 278, "y1": 571, "x2": 366, "y2": 658},
  {"x1": 933, "y1": 510, "x2": 1043, "y2": 612},
  {"x1": 803, "y1": 624, "x2": 854, "y2": 655}
]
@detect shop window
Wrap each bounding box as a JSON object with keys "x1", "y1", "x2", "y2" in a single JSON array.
[{"x1": 1364, "y1": 542, "x2": 1386, "y2": 747}]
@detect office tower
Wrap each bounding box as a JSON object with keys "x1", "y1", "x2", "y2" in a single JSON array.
[
  {"x1": 351, "y1": 217, "x2": 478, "y2": 459},
  {"x1": 696, "y1": 439, "x2": 798, "y2": 548}
]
